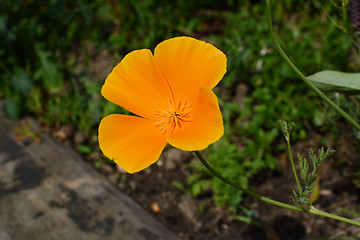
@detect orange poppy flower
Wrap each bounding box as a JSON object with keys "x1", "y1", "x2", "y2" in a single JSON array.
[{"x1": 98, "y1": 36, "x2": 227, "y2": 173}]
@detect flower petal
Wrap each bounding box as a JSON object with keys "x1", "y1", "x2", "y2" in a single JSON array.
[
  {"x1": 98, "y1": 114, "x2": 167, "y2": 173},
  {"x1": 154, "y1": 36, "x2": 227, "y2": 102},
  {"x1": 101, "y1": 49, "x2": 171, "y2": 120},
  {"x1": 167, "y1": 86, "x2": 224, "y2": 151}
]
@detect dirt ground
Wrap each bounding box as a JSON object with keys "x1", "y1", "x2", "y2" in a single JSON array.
[{"x1": 91, "y1": 129, "x2": 360, "y2": 240}]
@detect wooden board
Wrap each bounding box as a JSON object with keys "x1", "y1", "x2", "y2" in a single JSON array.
[{"x1": 0, "y1": 111, "x2": 180, "y2": 240}]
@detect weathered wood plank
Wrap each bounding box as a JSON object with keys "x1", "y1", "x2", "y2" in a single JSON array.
[{"x1": 0, "y1": 112, "x2": 180, "y2": 240}]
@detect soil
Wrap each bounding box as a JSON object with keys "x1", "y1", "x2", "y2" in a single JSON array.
[
  {"x1": 91, "y1": 129, "x2": 360, "y2": 240},
  {"x1": 47, "y1": 98, "x2": 360, "y2": 240}
]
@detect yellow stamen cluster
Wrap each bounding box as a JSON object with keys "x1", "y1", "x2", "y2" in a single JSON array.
[{"x1": 155, "y1": 99, "x2": 192, "y2": 135}]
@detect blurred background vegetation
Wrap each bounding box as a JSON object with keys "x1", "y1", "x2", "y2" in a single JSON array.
[{"x1": 1, "y1": 0, "x2": 359, "y2": 211}]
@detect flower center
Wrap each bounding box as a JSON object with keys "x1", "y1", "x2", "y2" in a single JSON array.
[{"x1": 155, "y1": 99, "x2": 192, "y2": 135}]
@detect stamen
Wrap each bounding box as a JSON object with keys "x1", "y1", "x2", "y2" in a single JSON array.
[{"x1": 155, "y1": 99, "x2": 192, "y2": 135}]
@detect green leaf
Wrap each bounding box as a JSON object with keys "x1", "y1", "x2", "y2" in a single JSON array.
[
  {"x1": 307, "y1": 70, "x2": 360, "y2": 95},
  {"x1": 232, "y1": 215, "x2": 254, "y2": 225},
  {"x1": 11, "y1": 68, "x2": 34, "y2": 95},
  {"x1": 191, "y1": 179, "x2": 209, "y2": 197},
  {"x1": 76, "y1": 144, "x2": 91, "y2": 154},
  {"x1": 171, "y1": 180, "x2": 186, "y2": 192},
  {"x1": 3, "y1": 98, "x2": 22, "y2": 119},
  {"x1": 35, "y1": 44, "x2": 64, "y2": 94}
]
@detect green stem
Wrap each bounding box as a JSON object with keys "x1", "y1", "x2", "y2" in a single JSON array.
[
  {"x1": 194, "y1": 151, "x2": 301, "y2": 212},
  {"x1": 341, "y1": 0, "x2": 347, "y2": 25},
  {"x1": 287, "y1": 139, "x2": 301, "y2": 191},
  {"x1": 266, "y1": 0, "x2": 360, "y2": 131},
  {"x1": 309, "y1": 206, "x2": 360, "y2": 226},
  {"x1": 194, "y1": 151, "x2": 360, "y2": 227}
]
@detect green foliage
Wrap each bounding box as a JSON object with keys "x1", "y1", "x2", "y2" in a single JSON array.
[
  {"x1": 233, "y1": 205, "x2": 259, "y2": 226},
  {"x1": 185, "y1": 1, "x2": 357, "y2": 211},
  {"x1": 189, "y1": 138, "x2": 276, "y2": 210},
  {"x1": 189, "y1": 140, "x2": 245, "y2": 208},
  {"x1": 279, "y1": 120, "x2": 295, "y2": 142},
  {"x1": 34, "y1": 44, "x2": 63, "y2": 94},
  {"x1": 11, "y1": 68, "x2": 34, "y2": 96},
  {"x1": 313, "y1": 93, "x2": 360, "y2": 134},
  {"x1": 3, "y1": 97, "x2": 22, "y2": 120},
  {"x1": 1, "y1": 0, "x2": 358, "y2": 213},
  {"x1": 77, "y1": 144, "x2": 92, "y2": 155},
  {"x1": 0, "y1": 0, "x2": 118, "y2": 131},
  {"x1": 291, "y1": 148, "x2": 336, "y2": 209}
]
